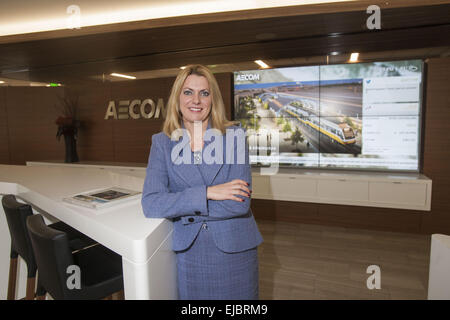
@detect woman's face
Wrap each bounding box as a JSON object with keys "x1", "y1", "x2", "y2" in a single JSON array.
[{"x1": 179, "y1": 74, "x2": 212, "y2": 125}]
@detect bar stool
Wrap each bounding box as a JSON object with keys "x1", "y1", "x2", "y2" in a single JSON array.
[
  {"x1": 27, "y1": 214, "x2": 124, "y2": 300},
  {"x1": 2, "y1": 194, "x2": 97, "y2": 300}
]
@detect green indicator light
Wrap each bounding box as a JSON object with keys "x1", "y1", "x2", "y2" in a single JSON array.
[{"x1": 49, "y1": 83, "x2": 60, "y2": 87}]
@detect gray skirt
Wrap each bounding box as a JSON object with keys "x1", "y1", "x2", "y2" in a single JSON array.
[{"x1": 176, "y1": 223, "x2": 259, "y2": 300}]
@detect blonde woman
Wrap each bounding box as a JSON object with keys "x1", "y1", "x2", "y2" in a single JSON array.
[{"x1": 141, "y1": 65, "x2": 263, "y2": 299}]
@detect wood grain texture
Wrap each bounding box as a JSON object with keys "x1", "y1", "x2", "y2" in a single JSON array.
[
  {"x1": 0, "y1": 87, "x2": 10, "y2": 164},
  {"x1": 1, "y1": 0, "x2": 448, "y2": 44},
  {"x1": 256, "y1": 218, "x2": 430, "y2": 299},
  {"x1": 421, "y1": 57, "x2": 450, "y2": 234},
  {"x1": 1, "y1": 3, "x2": 449, "y2": 86},
  {"x1": 2, "y1": 73, "x2": 232, "y2": 164}
]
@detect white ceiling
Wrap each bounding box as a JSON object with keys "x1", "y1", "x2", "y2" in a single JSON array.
[{"x1": 0, "y1": 0, "x2": 349, "y2": 36}]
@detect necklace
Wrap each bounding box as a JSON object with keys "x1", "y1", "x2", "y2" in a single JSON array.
[{"x1": 193, "y1": 150, "x2": 202, "y2": 164}]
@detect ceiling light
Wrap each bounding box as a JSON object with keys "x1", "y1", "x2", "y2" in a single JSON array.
[
  {"x1": 349, "y1": 52, "x2": 359, "y2": 63},
  {"x1": 180, "y1": 66, "x2": 186, "y2": 70},
  {"x1": 110, "y1": 73, "x2": 136, "y2": 79},
  {"x1": 0, "y1": 81, "x2": 5, "y2": 84},
  {"x1": 254, "y1": 60, "x2": 270, "y2": 69},
  {"x1": 330, "y1": 51, "x2": 340, "y2": 56}
]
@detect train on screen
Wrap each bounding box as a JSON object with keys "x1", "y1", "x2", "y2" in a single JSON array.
[{"x1": 284, "y1": 104, "x2": 356, "y2": 145}]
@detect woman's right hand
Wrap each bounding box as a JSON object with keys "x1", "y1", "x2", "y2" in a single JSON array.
[{"x1": 207, "y1": 179, "x2": 251, "y2": 202}]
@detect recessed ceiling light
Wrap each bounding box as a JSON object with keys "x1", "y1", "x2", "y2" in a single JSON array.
[
  {"x1": 180, "y1": 66, "x2": 186, "y2": 70},
  {"x1": 330, "y1": 51, "x2": 340, "y2": 56},
  {"x1": 110, "y1": 72, "x2": 136, "y2": 79},
  {"x1": 349, "y1": 52, "x2": 359, "y2": 62},
  {"x1": 0, "y1": 80, "x2": 5, "y2": 84},
  {"x1": 254, "y1": 60, "x2": 270, "y2": 69}
]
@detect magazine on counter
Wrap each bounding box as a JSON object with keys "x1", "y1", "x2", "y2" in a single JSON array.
[{"x1": 63, "y1": 187, "x2": 141, "y2": 209}]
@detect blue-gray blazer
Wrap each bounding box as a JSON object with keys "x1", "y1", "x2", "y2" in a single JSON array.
[{"x1": 141, "y1": 125, "x2": 263, "y2": 253}]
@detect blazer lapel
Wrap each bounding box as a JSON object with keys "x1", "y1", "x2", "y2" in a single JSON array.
[
  {"x1": 169, "y1": 120, "x2": 225, "y2": 187},
  {"x1": 200, "y1": 133, "x2": 224, "y2": 186},
  {"x1": 169, "y1": 129, "x2": 204, "y2": 188}
]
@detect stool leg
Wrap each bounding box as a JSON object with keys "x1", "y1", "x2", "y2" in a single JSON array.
[
  {"x1": 36, "y1": 294, "x2": 46, "y2": 300},
  {"x1": 112, "y1": 290, "x2": 124, "y2": 300},
  {"x1": 7, "y1": 257, "x2": 18, "y2": 300},
  {"x1": 26, "y1": 277, "x2": 36, "y2": 300}
]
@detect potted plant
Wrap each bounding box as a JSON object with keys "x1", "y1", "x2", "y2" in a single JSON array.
[{"x1": 55, "y1": 94, "x2": 81, "y2": 162}]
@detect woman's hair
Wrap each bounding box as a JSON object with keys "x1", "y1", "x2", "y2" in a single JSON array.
[{"x1": 162, "y1": 64, "x2": 237, "y2": 137}]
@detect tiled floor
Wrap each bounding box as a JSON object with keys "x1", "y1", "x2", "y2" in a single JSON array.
[{"x1": 256, "y1": 219, "x2": 431, "y2": 300}]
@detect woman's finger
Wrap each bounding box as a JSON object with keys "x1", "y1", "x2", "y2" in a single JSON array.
[
  {"x1": 235, "y1": 190, "x2": 250, "y2": 198},
  {"x1": 231, "y1": 184, "x2": 251, "y2": 195},
  {"x1": 232, "y1": 179, "x2": 249, "y2": 186},
  {"x1": 230, "y1": 195, "x2": 245, "y2": 202}
]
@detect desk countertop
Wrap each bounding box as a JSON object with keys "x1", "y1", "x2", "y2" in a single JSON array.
[{"x1": 0, "y1": 164, "x2": 169, "y2": 264}]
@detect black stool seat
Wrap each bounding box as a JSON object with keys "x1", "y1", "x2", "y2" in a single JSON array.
[
  {"x1": 1, "y1": 194, "x2": 97, "y2": 300},
  {"x1": 27, "y1": 214, "x2": 124, "y2": 300},
  {"x1": 50, "y1": 221, "x2": 96, "y2": 251}
]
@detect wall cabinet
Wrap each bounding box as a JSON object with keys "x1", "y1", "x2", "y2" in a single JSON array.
[
  {"x1": 252, "y1": 168, "x2": 432, "y2": 211},
  {"x1": 28, "y1": 162, "x2": 432, "y2": 211}
]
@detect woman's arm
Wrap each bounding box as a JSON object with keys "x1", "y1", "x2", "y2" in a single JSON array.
[
  {"x1": 207, "y1": 164, "x2": 252, "y2": 219},
  {"x1": 141, "y1": 134, "x2": 208, "y2": 219},
  {"x1": 206, "y1": 128, "x2": 253, "y2": 219}
]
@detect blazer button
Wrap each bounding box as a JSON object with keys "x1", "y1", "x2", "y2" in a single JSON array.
[
  {"x1": 188, "y1": 218, "x2": 194, "y2": 223},
  {"x1": 195, "y1": 211, "x2": 201, "y2": 215}
]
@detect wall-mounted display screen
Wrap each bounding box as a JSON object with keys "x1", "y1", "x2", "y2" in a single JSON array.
[{"x1": 233, "y1": 60, "x2": 423, "y2": 172}]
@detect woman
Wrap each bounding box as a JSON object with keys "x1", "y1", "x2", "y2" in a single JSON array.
[{"x1": 141, "y1": 64, "x2": 263, "y2": 300}]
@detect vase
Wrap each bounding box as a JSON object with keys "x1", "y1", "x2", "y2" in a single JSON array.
[{"x1": 63, "y1": 133, "x2": 79, "y2": 163}]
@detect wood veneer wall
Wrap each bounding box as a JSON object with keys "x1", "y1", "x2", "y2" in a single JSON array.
[
  {"x1": 0, "y1": 87, "x2": 9, "y2": 164},
  {"x1": 0, "y1": 59, "x2": 449, "y2": 234},
  {"x1": 0, "y1": 73, "x2": 232, "y2": 164}
]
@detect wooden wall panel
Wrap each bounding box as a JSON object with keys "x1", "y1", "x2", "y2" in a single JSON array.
[
  {"x1": 109, "y1": 77, "x2": 170, "y2": 163},
  {"x1": 6, "y1": 87, "x2": 65, "y2": 164},
  {"x1": 5, "y1": 87, "x2": 31, "y2": 164},
  {"x1": 1, "y1": 73, "x2": 232, "y2": 165},
  {"x1": 29, "y1": 87, "x2": 67, "y2": 162},
  {"x1": 421, "y1": 57, "x2": 450, "y2": 234},
  {"x1": 74, "y1": 83, "x2": 115, "y2": 162},
  {"x1": 0, "y1": 87, "x2": 10, "y2": 164}
]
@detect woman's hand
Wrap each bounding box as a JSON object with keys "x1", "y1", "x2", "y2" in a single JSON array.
[{"x1": 207, "y1": 179, "x2": 251, "y2": 202}]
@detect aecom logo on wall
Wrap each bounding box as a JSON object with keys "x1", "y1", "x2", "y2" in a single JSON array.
[{"x1": 104, "y1": 98, "x2": 166, "y2": 120}]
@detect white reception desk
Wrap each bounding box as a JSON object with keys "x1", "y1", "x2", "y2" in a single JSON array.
[{"x1": 0, "y1": 163, "x2": 177, "y2": 300}]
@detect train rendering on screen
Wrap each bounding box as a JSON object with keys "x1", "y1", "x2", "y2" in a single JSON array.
[{"x1": 284, "y1": 104, "x2": 356, "y2": 145}]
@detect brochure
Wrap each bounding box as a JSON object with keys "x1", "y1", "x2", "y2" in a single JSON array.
[{"x1": 63, "y1": 187, "x2": 141, "y2": 209}]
